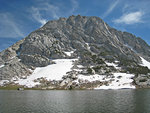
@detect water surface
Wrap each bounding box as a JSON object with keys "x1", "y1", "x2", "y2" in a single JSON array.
[{"x1": 0, "y1": 89, "x2": 150, "y2": 113}]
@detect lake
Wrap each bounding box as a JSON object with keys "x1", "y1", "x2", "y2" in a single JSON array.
[{"x1": 0, "y1": 89, "x2": 150, "y2": 113}]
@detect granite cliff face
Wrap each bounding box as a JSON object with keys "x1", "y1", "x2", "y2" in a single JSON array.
[{"x1": 0, "y1": 15, "x2": 150, "y2": 89}]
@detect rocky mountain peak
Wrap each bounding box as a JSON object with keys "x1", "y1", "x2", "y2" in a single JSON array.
[{"x1": 0, "y1": 15, "x2": 150, "y2": 89}]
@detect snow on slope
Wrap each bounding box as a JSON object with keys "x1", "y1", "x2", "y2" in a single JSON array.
[
  {"x1": 76, "y1": 73, "x2": 135, "y2": 89},
  {"x1": 140, "y1": 57, "x2": 150, "y2": 69},
  {"x1": 15, "y1": 59, "x2": 77, "y2": 88},
  {"x1": 78, "y1": 74, "x2": 104, "y2": 82},
  {"x1": 0, "y1": 65, "x2": 4, "y2": 68},
  {"x1": 85, "y1": 43, "x2": 91, "y2": 50},
  {"x1": 64, "y1": 51, "x2": 74, "y2": 56},
  {"x1": 95, "y1": 73, "x2": 135, "y2": 89},
  {"x1": 105, "y1": 62, "x2": 121, "y2": 69},
  {"x1": 124, "y1": 44, "x2": 137, "y2": 53},
  {"x1": 0, "y1": 80, "x2": 9, "y2": 86},
  {"x1": 11, "y1": 57, "x2": 137, "y2": 89}
]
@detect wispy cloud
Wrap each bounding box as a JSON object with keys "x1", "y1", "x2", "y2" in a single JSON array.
[
  {"x1": 30, "y1": 5, "x2": 60, "y2": 26},
  {"x1": 31, "y1": 7, "x2": 47, "y2": 26},
  {"x1": 113, "y1": 11, "x2": 144, "y2": 24},
  {"x1": 102, "y1": 0, "x2": 120, "y2": 18},
  {"x1": 30, "y1": 3, "x2": 61, "y2": 26},
  {"x1": 43, "y1": 3, "x2": 61, "y2": 19},
  {"x1": 0, "y1": 13, "x2": 25, "y2": 38},
  {"x1": 30, "y1": 0, "x2": 62, "y2": 26},
  {"x1": 70, "y1": 0, "x2": 79, "y2": 13},
  {"x1": 30, "y1": 0, "x2": 79, "y2": 26}
]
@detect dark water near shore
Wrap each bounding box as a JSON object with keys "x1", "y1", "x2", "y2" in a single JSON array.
[{"x1": 0, "y1": 89, "x2": 150, "y2": 113}]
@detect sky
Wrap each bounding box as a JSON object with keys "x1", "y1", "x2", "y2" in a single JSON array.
[{"x1": 0, "y1": 0, "x2": 150, "y2": 51}]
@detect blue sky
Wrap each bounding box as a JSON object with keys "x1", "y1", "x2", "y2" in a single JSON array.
[{"x1": 0, "y1": 0, "x2": 150, "y2": 51}]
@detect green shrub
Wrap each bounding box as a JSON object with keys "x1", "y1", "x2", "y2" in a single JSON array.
[
  {"x1": 127, "y1": 65, "x2": 150, "y2": 75},
  {"x1": 87, "y1": 68, "x2": 93, "y2": 74},
  {"x1": 92, "y1": 66, "x2": 102, "y2": 72},
  {"x1": 139, "y1": 79, "x2": 147, "y2": 82},
  {"x1": 119, "y1": 58, "x2": 137, "y2": 66},
  {"x1": 100, "y1": 52, "x2": 108, "y2": 56},
  {"x1": 91, "y1": 55, "x2": 105, "y2": 64}
]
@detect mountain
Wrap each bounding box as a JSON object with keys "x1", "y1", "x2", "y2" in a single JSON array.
[{"x1": 0, "y1": 15, "x2": 150, "y2": 89}]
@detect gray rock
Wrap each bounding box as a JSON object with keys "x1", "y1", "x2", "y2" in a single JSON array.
[
  {"x1": 0, "y1": 15, "x2": 150, "y2": 88},
  {"x1": 134, "y1": 74, "x2": 150, "y2": 87},
  {"x1": 20, "y1": 54, "x2": 54, "y2": 67},
  {"x1": 0, "y1": 58, "x2": 31, "y2": 81}
]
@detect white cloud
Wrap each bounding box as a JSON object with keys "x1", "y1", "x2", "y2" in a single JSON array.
[
  {"x1": 70, "y1": 0, "x2": 79, "y2": 13},
  {"x1": 0, "y1": 13, "x2": 25, "y2": 38},
  {"x1": 30, "y1": 0, "x2": 79, "y2": 26},
  {"x1": 43, "y1": 3, "x2": 60, "y2": 19},
  {"x1": 31, "y1": 7, "x2": 47, "y2": 26},
  {"x1": 114, "y1": 11, "x2": 144, "y2": 24},
  {"x1": 30, "y1": 2, "x2": 61, "y2": 26},
  {"x1": 102, "y1": 0, "x2": 120, "y2": 18}
]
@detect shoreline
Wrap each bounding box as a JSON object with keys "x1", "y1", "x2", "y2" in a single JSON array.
[{"x1": 0, "y1": 85, "x2": 149, "y2": 90}]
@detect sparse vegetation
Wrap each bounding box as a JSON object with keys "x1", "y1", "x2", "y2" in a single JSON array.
[
  {"x1": 119, "y1": 58, "x2": 137, "y2": 67},
  {"x1": 139, "y1": 79, "x2": 147, "y2": 82},
  {"x1": 91, "y1": 55, "x2": 105, "y2": 64},
  {"x1": 127, "y1": 65, "x2": 150, "y2": 75},
  {"x1": 92, "y1": 66, "x2": 102, "y2": 72},
  {"x1": 0, "y1": 85, "x2": 23, "y2": 90},
  {"x1": 87, "y1": 68, "x2": 93, "y2": 74}
]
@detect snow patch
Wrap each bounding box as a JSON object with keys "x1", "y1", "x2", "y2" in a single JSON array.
[
  {"x1": 125, "y1": 44, "x2": 136, "y2": 53},
  {"x1": 77, "y1": 73, "x2": 135, "y2": 89},
  {"x1": 140, "y1": 57, "x2": 150, "y2": 69},
  {"x1": 0, "y1": 65, "x2": 4, "y2": 68},
  {"x1": 105, "y1": 62, "x2": 120, "y2": 69},
  {"x1": 104, "y1": 22, "x2": 111, "y2": 35},
  {"x1": 78, "y1": 74, "x2": 104, "y2": 82},
  {"x1": 10, "y1": 56, "x2": 15, "y2": 59},
  {"x1": 0, "y1": 80, "x2": 9, "y2": 86},
  {"x1": 95, "y1": 73, "x2": 135, "y2": 90},
  {"x1": 85, "y1": 43, "x2": 90, "y2": 50},
  {"x1": 114, "y1": 35, "x2": 120, "y2": 42},
  {"x1": 64, "y1": 51, "x2": 74, "y2": 56},
  {"x1": 77, "y1": 65, "x2": 84, "y2": 68},
  {"x1": 15, "y1": 59, "x2": 77, "y2": 88},
  {"x1": 114, "y1": 60, "x2": 119, "y2": 63},
  {"x1": 11, "y1": 77, "x2": 19, "y2": 81}
]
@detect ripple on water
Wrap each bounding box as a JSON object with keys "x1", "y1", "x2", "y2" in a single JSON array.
[{"x1": 0, "y1": 89, "x2": 150, "y2": 113}]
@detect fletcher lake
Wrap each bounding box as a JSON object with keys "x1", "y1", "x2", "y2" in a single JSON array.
[{"x1": 0, "y1": 89, "x2": 150, "y2": 113}]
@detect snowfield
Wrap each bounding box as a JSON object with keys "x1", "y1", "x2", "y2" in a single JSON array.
[
  {"x1": 95, "y1": 73, "x2": 135, "y2": 90},
  {"x1": 6, "y1": 57, "x2": 140, "y2": 89},
  {"x1": 15, "y1": 59, "x2": 77, "y2": 88},
  {"x1": 140, "y1": 57, "x2": 150, "y2": 69},
  {"x1": 78, "y1": 74, "x2": 104, "y2": 82},
  {"x1": 13, "y1": 58, "x2": 136, "y2": 89},
  {"x1": 77, "y1": 73, "x2": 135, "y2": 90}
]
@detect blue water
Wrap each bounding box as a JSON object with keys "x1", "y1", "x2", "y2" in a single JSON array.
[{"x1": 0, "y1": 89, "x2": 150, "y2": 113}]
